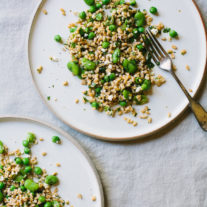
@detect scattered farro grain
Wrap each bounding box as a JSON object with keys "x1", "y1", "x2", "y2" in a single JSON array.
[
  {"x1": 77, "y1": 194, "x2": 83, "y2": 199},
  {"x1": 63, "y1": 81, "x2": 69, "y2": 86},
  {"x1": 181, "y1": 49, "x2": 187, "y2": 55},
  {"x1": 75, "y1": 99, "x2": 79, "y2": 104},
  {"x1": 42, "y1": 9, "x2": 48, "y2": 15},
  {"x1": 171, "y1": 53, "x2": 175, "y2": 59},
  {"x1": 185, "y1": 65, "x2": 190, "y2": 71},
  {"x1": 172, "y1": 45, "x2": 177, "y2": 50},
  {"x1": 161, "y1": 37, "x2": 167, "y2": 41},
  {"x1": 60, "y1": 8, "x2": 66, "y2": 16},
  {"x1": 189, "y1": 89, "x2": 193, "y2": 92},
  {"x1": 148, "y1": 117, "x2": 152, "y2": 123},
  {"x1": 167, "y1": 49, "x2": 173, "y2": 54},
  {"x1": 56, "y1": 163, "x2": 61, "y2": 167},
  {"x1": 168, "y1": 112, "x2": 171, "y2": 118},
  {"x1": 37, "y1": 66, "x2": 43, "y2": 74},
  {"x1": 41, "y1": 152, "x2": 47, "y2": 156},
  {"x1": 91, "y1": 196, "x2": 96, "y2": 201},
  {"x1": 39, "y1": 137, "x2": 44, "y2": 141}
]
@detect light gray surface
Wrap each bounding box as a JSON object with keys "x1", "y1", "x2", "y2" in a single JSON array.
[{"x1": 0, "y1": 0, "x2": 207, "y2": 206}]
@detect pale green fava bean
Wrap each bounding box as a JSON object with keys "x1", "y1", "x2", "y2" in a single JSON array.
[
  {"x1": 0, "y1": 141, "x2": 5, "y2": 154},
  {"x1": 67, "y1": 61, "x2": 81, "y2": 76},
  {"x1": 24, "y1": 179, "x2": 39, "y2": 192},
  {"x1": 112, "y1": 48, "x2": 121, "y2": 64},
  {"x1": 81, "y1": 58, "x2": 96, "y2": 70},
  {"x1": 45, "y1": 175, "x2": 59, "y2": 185}
]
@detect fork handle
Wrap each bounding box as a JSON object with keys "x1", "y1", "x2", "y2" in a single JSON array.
[{"x1": 171, "y1": 71, "x2": 207, "y2": 131}]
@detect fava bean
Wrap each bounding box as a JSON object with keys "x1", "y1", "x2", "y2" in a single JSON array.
[
  {"x1": 67, "y1": 61, "x2": 81, "y2": 76},
  {"x1": 112, "y1": 48, "x2": 121, "y2": 64},
  {"x1": 81, "y1": 58, "x2": 96, "y2": 70}
]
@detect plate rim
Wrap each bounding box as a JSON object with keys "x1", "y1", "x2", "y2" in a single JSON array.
[
  {"x1": 27, "y1": 0, "x2": 207, "y2": 142},
  {"x1": 0, "y1": 114, "x2": 105, "y2": 207}
]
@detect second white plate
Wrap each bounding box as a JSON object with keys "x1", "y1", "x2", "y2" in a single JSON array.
[
  {"x1": 0, "y1": 116, "x2": 104, "y2": 207},
  {"x1": 28, "y1": 0, "x2": 207, "y2": 141}
]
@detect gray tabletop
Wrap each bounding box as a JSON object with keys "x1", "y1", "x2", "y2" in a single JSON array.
[{"x1": 0, "y1": 0, "x2": 207, "y2": 206}]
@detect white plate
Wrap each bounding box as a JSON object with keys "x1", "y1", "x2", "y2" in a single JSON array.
[
  {"x1": 0, "y1": 116, "x2": 104, "y2": 207},
  {"x1": 28, "y1": 0, "x2": 207, "y2": 141}
]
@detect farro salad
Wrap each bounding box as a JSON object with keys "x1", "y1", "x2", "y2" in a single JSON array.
[
  {"x1": 0, "y1": 133, "x2": 66, "y2": 207},
  {"x1": 56, "y1": 0, "x2": 178, "y2": 117}
]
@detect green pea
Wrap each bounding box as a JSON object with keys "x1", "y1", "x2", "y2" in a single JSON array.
[
  {"x1": 24, "y1": 179, "x2": 39, "y2": 192},
  {"x1": 20, "y1": 185, "x2": 26, "y2": 192},
  {"x1": 150, "y1": 6, "x2": 158, "y2": 14},
  {"x1": 141, "y1": 79, "x2": 151, "y2": 90},
  {"x1": 135, "y1": 77, "x2": 143, "y2": 84},
  {"x1": 88, "y1": 32, "x2": 96, "y2": 39},
  {"x1": 70, "y1": 27, "x2": 77, "y2": 33},
  {"x1": 52, "y1": 136, "x2": 61, "y2": 144},
  {"x1": 53, "y1": 201, "x2": 60, "y2": 207},
  {"x1": 15, "y1": 175, "x2": 24, "y2": 182},
  {"x1": 34, "y1": 167, "x2": 43, "y2": 175},
  {"x1": 96, "y1": 13, "x2": 103, "y2": 21},
  {"x1": 136, "y1": 19, "x2": 145, "y2": 27},
  {"x1": 0, "y1": 182, "x2": 5, "y2": 190},
  {"x1": 67, "y1": 61, "x2": 81, "y2": 76},
  {"x1": 22, "y1": 157, "x2": 30, "y2": 165},
  {"x1": 123, "y1": 59, "x2": 129, "y2": 70},
  {"x1": 81, "y1": 58, "x2": 96, "y2": 70},
  {"x1": 27, "y1": 132, "x2": 36, "y2": 143},
  {"x1": 134, "y1": 12, "x2": 145, "y2": 20},
  {"x1": 79, "y1": 28, "x2": 85, "y2": 36},
  {"x1": 24, "y1": 166, "x2": 32, "y2": 174},
  {"x1": 109, "y1": 73, "x2": 116, "y2": 81},
  {"x1": 95, "y1": 86, "x2": 101, "y2": 92},
  {"x1": 39, "y1": 196, "x2": 46, "y2": 203},
  {"x1": 71, "y1": 42, "x2": 76, "y2": 48},
  {"x1": 45, "y1": 175, "x2": 59, "y2": 185},
  {"x1": 0, "y1": 191, "x2": 3, "y2": 202},
  {"x1": 132, "y1": 28, "x2": 139, "y2": 36},
  {"x1": 22, "y1": 140, "x2": 30, "y2": 147},
  {"x1": 96, "y1": 3, "x2": 102, "y2": 8},
  {"x1": 104, "y1": 75, "x2": 110, "y2": 82},
  {"x1": 102, "y1": 41, "x2": 110, "y2": 49},
  {"x1": 130, "y1": 0, "x2": 136, "y2": 6},
  {"x1": 44, "y1": 202, "x2": 53, "y2": 207},
  {"x1": 128, "y1": 61, "x2": 137, "y2": 74},
  {"x1": 0, "y1": 141, "x2": 5, "y2": 154},
  {"x1": 10, "y1": 185, "x2": 16, "y2": 191},
  {"x1": 24, "y1": 147, "x2": 30, "y2": 154},
  {"x1": 112, "y1": 48, "x2": 121, "y2": 64},
  {"x1": 79, "y1": 11, "x2": 86, "y2": 20},
  {"x1": 15, "y1": 157, "x2": 23, "y2": 165},
  {"x1": 136, "y1": 44, "x2": 144, "y2": 51},
  {"x1": 88, "y1": 5, "x2": 97, "y2": 13},
  {"x1": 91, "y1": 102, "x2": 99, "y2": 109},
  {"x1": 119, "y1": 101, "x2": 127, "y2": 107},
  {"x1": 54, "y1": 35, "x2": 62, "y2": 43},
  {"x1": 109, "y1": 24, "x2": 116, "y2": 31},
  {"x1": 84, "y1": 0, "x2": 94, "y2": 6},
  {"x1": 169, "y1": 29, "x2": 178, "y2": 38},
  {"x1": 102, "y1": 0, "x2": 110, "y2": 5},
  {"x1": 139, "y1": 95, "x2": 149, "y2": 105},
  {"x1": 119, "y1": 0, "x2": 125, "y2": 4},
  {"x1": 138, "y1": 27, "x2": 145, "y2": 33},
  {"x1": 123, "y1": 90, "x2": 130, "y2": 99}
]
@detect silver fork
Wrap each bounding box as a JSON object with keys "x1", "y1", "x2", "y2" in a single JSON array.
[{"x1": 142, "y1": 27, "x2": 207, "y2": 131}]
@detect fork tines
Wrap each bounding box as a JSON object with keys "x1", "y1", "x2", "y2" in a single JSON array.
[{"x1": 141, "y1": 28, "x2": 169, "y2": 65}]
